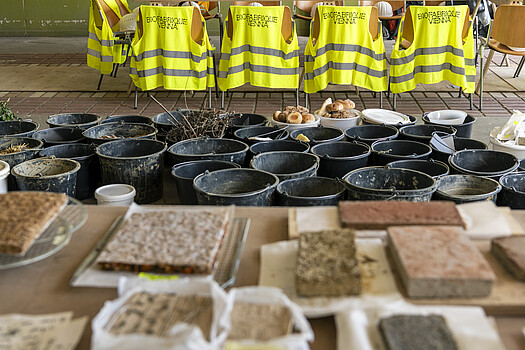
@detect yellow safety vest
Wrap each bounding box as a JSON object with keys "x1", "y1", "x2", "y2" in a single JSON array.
[
  {"x1": 390, "y1": 6, "x2": 475, "y2": 94},
  {"x1": 87, "y1": 0, "x2": 130, "y2": 75},
  {"x1": 304, "y1": 6, "x2": 387, "y2": 93},
  {"x1": 129, "y1": 6, "x2": 215, "y2": 91},
  {"x1": 218, "y1": 6, "x2": 300, "y2": 91}
]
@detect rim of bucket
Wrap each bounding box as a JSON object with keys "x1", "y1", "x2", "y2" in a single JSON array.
[
  {"x1": 39, "y1": 143, "x2": 96, "y2": 160},
  {"x1": 193, "y1": 168, "x2": 279, "y2": 198},
  {"x1": 449, "y1": 149, "x2": 519, "y2": 176},
  {"x1": 399, "y1": 124, "x2": 457, "y2": 138},
  {"x1": 33, "y1": 126, "x2": 85, "y2": 142},
  {"x1": 499, "y1": 171, "x2": 525, "y2": 194},
  {"x1": 96, "y1": 139, "x2": 167, "y2": 160},
  {"x1": 47, "y1": 113, "x2": 102, "y2": 127},
  {"x1": 12, "y1": 157, "x2": 81, "y2": 178},
  {"x1": 344, "y1": 124, "x2": 399, "y2": 141},
  {"x1": 385, "y1": 159, "x2": 450, "y2": 177},
  {"x1": 105, "y1": 115, "x2": 152, "y2": 123},
  {"x1": 250, "y1": 139, "x2": 310, "y2": 155},
  {"x1": 311, "y1": 141, "x2": 371, "y2": 160},
  {"x1": 430, "y1": 136, "x2": 488, "y2": 153},
  {"x1": 277, "y1": 176, "x2": 346, "y2": 199},
  {"x1": 167, "y1": 137, "x2": 249, "y2": 157},
  {"x1": 0, "y1": 120, "x2": 40, "y2": 137},
  {"x1": 171, "y1": 160, "x2": 241, "y2": 180},
  {"x1": 371, "y1": 139, "x2": 433, "y2": 157},
  {"x1": 250, "y1": 151, "x2": 320, "y2": 177},
  {"x1": 290, "y1": 126, "x2": 344, "y2": 140},
  {"x1": 230, "y1": 113, "x2": 268, "y2": 127},
  {"x1": 83, "y1": 122, "x2": 158, "y2": 140},
  {"x1": 343, "y1": 166, "x2": 437, "y2": 194},
  {"x1": 436, "y1": 174, "x2": 502, "y2": 199},
  {"x1": 422, "y1": 113, "x2": 476, "y2": 127},
  {"x1": 0, "y1": 137, "x2": 44, "y2": 154},
  {"x1": 0, "y1": 160, "x2": 9, "y2": 177},
  {"x1": 234, "y1": 126, "x2": 290, "y2": 140}
]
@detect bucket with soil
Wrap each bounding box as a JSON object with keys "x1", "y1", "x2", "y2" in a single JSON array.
[
  {"x1": 193, "y1": 168, "x2": 279, "y2": 206},
  {"x1": 83, "y1": 122, "x2": 158, "y2": 145},
  {"x1": 310, "y1": 141, "x2": 371, "y2": 178},
  {"x1": 250, "y1": 151, "x2": 319, "y2": 180},
  {"x1": 33, "y1": 127, "x2": 85, "y2": 146},
  {"x1": 399, "y1": 124, "x2": 457, "y2": 144},
  {"x1": 344, "y1": 124, "x2": 399, "y2": 145},
  {"x1": 0, "y1": 120, "x2": 39, "y2": 138},
  {"x1": 434, "y1": 174, "x2": 502, "y2": 203},
  {"x1": 167, "y1": 137, "x2": 249, "y2": 166},
  {"x1": 40, "y1": 144, "x2": 98, "y2": 200},
  {"x1": 276, "y1": 176, "x2": 346, "y2": 206},
  {"x1": 171, "y1": 160, "x2": 240, "y2": 205},
  {"x1": 0, "y1": 137, "x2": 44, "y2": 190},
  {"x1": 250, "y1": 140, "x2": 310, "y2": 156},
  {"x1": 371, "y1": 140, "x2": 432, "y2": 165},
  {"x1": 343, "y1": 166, "x2": 437, "y2": 201},
  {"x1": 11, "y1": 157, "x2": 80, "y2": 196},
  {"x1": 449, "y1": 149, "x2": 519, "y2": 180},
  {"x1": 47, "y1": 113, "x2": 101, "y2": 129},
  {"x1": 430, "y1": 136, "x2": 487, "y2": 164},
  {"x1": 290, "y1": 127, "x2": 344, "y2": 145},
  {"x1": 497, "y1": 172, "x2": 525, "y2": 209},
  {"x1": 96, "y1": 139, "x2": 167, "y2": 204},
  {"x1": 386, "y1": 159, "x2": 449, "y2": 179}
]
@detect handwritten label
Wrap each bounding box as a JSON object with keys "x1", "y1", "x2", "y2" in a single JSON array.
[
  {"x1": 146, "y1": 16, "x2": 188, "y2": 30},
  {"x1": 322, "y1": 11, "x2": 366, "y2": 24},
  {"x1": 417, "y1": 10, "x2": 460, "y2": 24}
]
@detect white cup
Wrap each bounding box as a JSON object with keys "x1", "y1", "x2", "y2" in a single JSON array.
[
  {"x1": 0, "y1": 161, "x2": 9, "y2": 194},
  {"x1": 95, "y1": 184, "x2": 136, "y2": 206}
]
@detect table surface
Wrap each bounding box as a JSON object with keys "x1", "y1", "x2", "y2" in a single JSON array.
[{"x1": 1, "y1": 205, "x2": 524, "y2": 350}]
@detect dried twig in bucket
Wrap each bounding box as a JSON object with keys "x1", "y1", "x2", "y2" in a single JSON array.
[
  {"x1": 150, "y1": 95, "x2": 197, "y2": 138},
  {"x1": 166, "y1": 109, "x2": 237, "y2": 144}
]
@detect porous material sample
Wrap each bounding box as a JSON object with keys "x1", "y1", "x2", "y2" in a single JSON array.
[
  {"x1": 296, "y1": 229, "x2": 361, "y2": 297},
  {"x1": 338, "y1": 201, "x2": 464, "y2": 229},
  {"x1": 96, "y1": 208, "x2": 231, "y2": 274},
  {"x1": 106, "y1": 292, "x2": 213, "y2": 339},
  {"x1": 387, "y1": 226, "x2": 496, "y2": 298},
  {"x1": 379, "y1": 315, "x2": 458, "y2": 350},
  {"x1": 0, "y1": 192, "x2": 68, "y2": 254},
  {"x1": 491, "y1": 235, "x2": 525, "y2": 281},
  {"x1": 228, "y1": 302, "x2": 292, "y2": 341}
]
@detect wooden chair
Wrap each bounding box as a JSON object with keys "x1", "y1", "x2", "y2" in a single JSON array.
[{"x1": 476, "y1": 4, "x2": 525, "y2": 110}]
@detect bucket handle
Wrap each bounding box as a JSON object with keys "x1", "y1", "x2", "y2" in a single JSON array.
[
  {"x1": 385, "y1": 186, "x2": 398, "y2": 201},
  {"x1": 335, "y1": 177, "x2": 348, "y2": 189}
]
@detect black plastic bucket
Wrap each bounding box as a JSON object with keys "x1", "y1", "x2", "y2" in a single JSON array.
[
  {"x1": 193, "y1": 168, "x2": 279, "y2": 206},
  {"x1": 171, "y1": 160, "x2": 240, "y2": 205},
  {"x1": 343, "y1": 166, "x2": 437, "y2": 201},
  {"x1": 83, "y1": 122, "x2": 158, "y2": 145},
  {"x1": 344, "y1": 124, "x2": 399, "y2": 145},
  {"x1": 153, "y1": 110, "x2": 185, "y2": 133},
  {"x1": 0, "y1": 137, "x2": 44, "y2": 190},
  {"x1": 250, "y1": 140, "x2": 310, "y2": 156},
  {"x1": 520, "y1": 159, "x2": 525, "y2": 172},
  {"x1": 229, "y1": 113, "x2": 267, "y2": 133},
  {"x1": 167, "y1": 137, "x2": 249, "y2": 166},
  {"x1": 39, "y1": 144, "x2": 98, "y2": 200},
  {"x1": 362, "y1": 114, "x2": 417, "y2": 128},
  {"x1": 371, "y1": 140, "x2": 432, "y2": 165},
  {"x1": 250, "y1": 151, "x2": 319, "y2": 180},
  {"x1": 47, "y1": 113, "x2": 101, "y2": 129},
  {"x1": 11, "y1": 157, "x2": 80, "y2": 196},
  {"x1": 276, "y1": 176, "x2": 346, "y2": 206},
  {"x1": 290, "y1": 127, "x2": 344, "y2": 145},
  {"x1": 0, "y1": 120, "x2": 39, "y2": 138},
  {"x1": 449, "y1": 149, "x2": 519, "y2": 180},
  {"x1": 422, "y1": 114, "x2": 476, "y2": 138},
  {"x1": 497, "y1": 172, "x2": 525, "y2": 209},
  {"x1": 399, "y1": 124, "x2": 457, "y2": 144},
  {"x1": 234, "y1": 126, "x2": 289, "y2": 145},
  {"x1": 96, "y1": 139, "x2": 167, "y2": 204},
  {"x1": 310, "y1": 141, "x2": 371, "y2": 178},
  {"x1": 103, "y1": 115, "x2": 153, "y2": 125},
  {"x1": 434, "y1": 174, "x2": 502, "y2": 203},
  {"x1": 386, "y1": 159, "x2": 449, "y2": 179},
  {"x1": 33, "y1": 127, "x2": 85, "y2": 146},
  {"x1": 430, "y1": 136, "x2": 487, "y2": 164}
]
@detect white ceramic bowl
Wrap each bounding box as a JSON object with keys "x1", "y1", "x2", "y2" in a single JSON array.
[
  {"x1": 269, "y1": 114, "x2": 320, "y2": 131},
  {"x1": 318, "y1": 109, "x2": 361, "y2": 131},
  {"x1": 426, "y1": 110, "x2": 468, "y2": 125}
]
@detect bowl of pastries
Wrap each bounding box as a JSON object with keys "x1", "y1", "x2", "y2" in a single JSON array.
[
  {"x1": 270, "y1": 106, "x2": 320, "y2": 131},
  {"x1": 316, "y1": 98, "x2": 361, "y2": 131}
]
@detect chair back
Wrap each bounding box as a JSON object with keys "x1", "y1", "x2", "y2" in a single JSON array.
[
  {"x1": 359, "y1": 0, "x2": 405, "y2": 13},
  {"x1": 95, "y1": 0, "x2": 130, "y2": 29},
  {"x1": 491, "y1": 5, "x2": 525, "y2": 48}
]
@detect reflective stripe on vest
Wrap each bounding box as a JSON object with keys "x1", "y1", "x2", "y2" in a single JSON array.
[
  {"x1": 390, "y1": 6, "x2": 475, "y2": 94},
  {"x1": 129, "y1": 6, "x2": 215, "y2": 91},
  {"x1": 304, "y1": 6, "x2": 387, "y2": 93},
  {"x1": 218, "y1": 6, "x2": 300, "y2": 90}
]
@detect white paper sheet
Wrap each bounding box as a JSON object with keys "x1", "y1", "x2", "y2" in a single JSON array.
[
  {"x1": 335, "y1": 300, "x2": 506, "y2": 350},
  {"x1": 0, "y1": 312, "x2": 87, "y2": 350},
  {"x1": 258, "y1": 239, "x2": 402, "y2": 318}
]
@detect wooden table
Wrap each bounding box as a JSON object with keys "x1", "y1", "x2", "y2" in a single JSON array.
[{"x1": 0, "y1": 205, "x2": 524, "y2": 350}]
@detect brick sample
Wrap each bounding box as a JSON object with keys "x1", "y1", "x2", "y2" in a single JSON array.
[{"x1": 491, "y1": 236, "x2": 525, "y2": 281}]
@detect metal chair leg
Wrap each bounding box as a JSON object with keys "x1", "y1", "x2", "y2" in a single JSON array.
[
  {"x1": 393, "y1": 93, "x2": 397, "y2": 110},
  {"x1": 97, "y1": 74, "x2": 104, "y2": 90},
  {"x1": 208, "y1": 87, "x2": 212, "y2": 109},
  {"x1": 470, "y1": 93, "x2": 473, "y2": 110},
  {"x1": 514, "y1": 56, "x2": 525, "y2": 78},
  {"x1": 296, "y1": 88, "x2": 299, "y2": 106},
  {"x1": 479, "y1": 47, "x2": 484, "y2": 111},
  {"x1": 380, "y1": 91, "x2": 383, "y2": 109},
  {"x1": 305, "y1": 93, "x2": 309, "y2": 110},
  {"x1": 458, "y1": 87, "x2": 462, "y2": 98},
  {"x1": 134, "y1": 86, "x2": 138, "y2": 109},
  {"x1": 221, "y1": 90, "x2": 226, "y2": 110}
]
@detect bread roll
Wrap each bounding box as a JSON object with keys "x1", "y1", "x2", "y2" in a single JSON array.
[
  {"x1": 273, "y1": 111, "x2": 281, "y2": 121},
  {"x1": 318, "y1": 98, "x2": 333, "y2": 116},
  {"x1": 278, "y1": 112, "x2": 287, "y2": 123},
  {"x1": 286, "y1": 112, "x2": 302, "y2": 124},
  {"x1": 302, "y1": 114, "x2": 316, "y2": 124},
  {"x1": 326, "y1": 102, "x2": 344, "y2": 112},
  {"x1": 342, "y1": 99, "x2": 355, "y2": 110}
]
